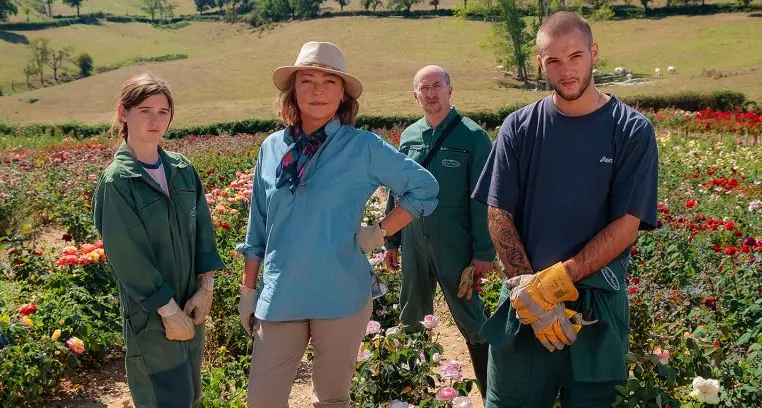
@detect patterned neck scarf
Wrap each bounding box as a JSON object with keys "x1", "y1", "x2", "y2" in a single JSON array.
[{"x1": 276, "y1": 125, "x2": 328, "y2": 192}]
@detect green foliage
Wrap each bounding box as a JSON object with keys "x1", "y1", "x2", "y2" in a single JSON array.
[
  {"x1": 493, "y1": 0, "x2": 532, "y2": 81},
  {"x1": 256, "y1": 0, "x2": 292, "y2": 21},
  {"x1": 76, "y1": 52, "x2": 93, "y2": 78},
  {"x1": 288, "y1": 0, "x2": 323, "y2": 18},
  {"x1": 385, "y1": 0, "x2": 422, "y2": 12},
  {"x1": 62, "y1": 0, "x2": 85, "y2": 16},
  {"x1": 589, "y1": 3, "x2": 614, "y2": 21},
  {"x1": 0, "y1": 0, "x2": 18, "y2": 21}
]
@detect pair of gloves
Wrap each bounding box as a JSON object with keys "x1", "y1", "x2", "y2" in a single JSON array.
[
  {"x1": 156, "y1": 274, "x2": 214, "y2": 341},
  {"x1": 505, "y1": 262, "x2": 594, "y2": 352}
]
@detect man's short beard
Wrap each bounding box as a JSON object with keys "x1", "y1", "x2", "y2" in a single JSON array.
[{"x1": 551, "y1": 68, "x2": 593, "y2": 102}]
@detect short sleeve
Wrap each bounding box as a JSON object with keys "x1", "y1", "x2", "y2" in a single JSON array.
[
  {"x1": 610, "y1": 121, "x2": 659, "y2": 231},
  {"x1": 471, "y1": 116, "x2": 521, "y2": 215}
]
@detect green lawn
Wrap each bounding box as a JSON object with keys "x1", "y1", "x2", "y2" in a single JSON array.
[{"x1": 1, "y1": 13, "x2": 761, "y2": 127}]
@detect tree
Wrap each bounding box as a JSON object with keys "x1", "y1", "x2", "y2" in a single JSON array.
[
  {"x1": 160, "y1": 0, "x2": 178, "y2": 20},
  {"x1": 257, "y1": 0, "x2": 292, "y2": 20},
  {"x1": 194, "y1": 0, "x2": 215, "y2": 13},
  {"x1": 28, "y1": 38, "x2": 51, "y2": 87},
  {"x1": 46, "y1": 46, "x2": 72, "y2": 83},
  {"x1": 76, "y1": 53, "x2": 93, "y2": 77},
  {"x1": 336, "y1": 0, "x2": 349, "y2": 10},
  {"x1": 0, "y1": 0, "x2": 18, "y2": 21},
  {"x1": 289, "y1": 0, "x2": 322, "y2": 17},
  {"x1": 361, "y1": 0, "x2": 381, "y2": 10},
  {"x1": 62, "y1": 0, "x2": 85, "y2": 16},
  {"x1": 23, "y1": 63, "x2": 38, "y2": 89},
  {"x1": 493, "y1": 0, "x2": 531, "y2": 82},
  {"x1": 44, "y1": 0, "x2": 54, "y2": 16},
  {"x1": 385, "y1": 0, "x2": 421, "y2": 12},
  {"x1": 141, "y1": 0, "x2": 161, "y2": 21},
  {"x1": 429, "y1": 0, "x2": 438, "y2": 9}
]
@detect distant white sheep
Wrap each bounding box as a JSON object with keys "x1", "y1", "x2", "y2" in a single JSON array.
[
  {"x1": 593, "y1": 68, "x2": 598, "y2": 74},
  {"x1": 654, "y1": 68, "x2": 661, "y2": 77},
  {"x1": 668, "y1": 66, "x2": 677, "y2": 75},
  {"x1": 614, "y1": 66, "x2": 631, "y2": 76},
  {"x1": 495, "y1": 65, "x2": 505, "y2": 71},
  {"x1": 626, "y1": 73, "x2": 633, "y2": 81}
]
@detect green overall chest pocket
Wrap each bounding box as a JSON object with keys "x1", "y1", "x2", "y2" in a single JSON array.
[{"x1": 432, "y1": 147, "x2": 470, "y2": 208}]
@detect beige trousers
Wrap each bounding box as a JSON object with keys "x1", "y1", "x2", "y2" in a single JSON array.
[{"x1": 246, "y1": 299, "x2": 372, "y2": 408}]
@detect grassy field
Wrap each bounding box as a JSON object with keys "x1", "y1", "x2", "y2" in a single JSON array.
[
  {"x1": 5, "y1": 0, "x2": 740, "y2": 19},
  {"x1": 1, "y1": 13, "x2": 761, "y2": 126}
]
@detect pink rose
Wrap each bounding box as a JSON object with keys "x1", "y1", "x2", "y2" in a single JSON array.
[
  {"x1": 366, "y1": 320, "x2": 381, "y2": 336},
  {"x1": 436, "y1": 386, "x2": 458, "y2": 401},
  {"x1": 421, "y1": 314, "x2": 439, "y2": 329},
  {"x1": 440, "y1": 360, "x2": 463, "y2": 381}
]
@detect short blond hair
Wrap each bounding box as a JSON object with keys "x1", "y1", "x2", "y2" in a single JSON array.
[
  {"x1": 276, "y1": 73, "x2": 359, "y2": 129},
  {"x1": 109, "y1": 73, "x2": 174, "y2": 141}
]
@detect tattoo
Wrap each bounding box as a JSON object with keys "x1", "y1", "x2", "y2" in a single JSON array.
[{"x1": 487, "y1": 206, "x2": 533, "y2": 278}]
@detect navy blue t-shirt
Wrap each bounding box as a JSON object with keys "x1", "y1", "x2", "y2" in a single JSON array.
[{"x1": 472, "y1": 94, "x2": 658, "y2": 287}]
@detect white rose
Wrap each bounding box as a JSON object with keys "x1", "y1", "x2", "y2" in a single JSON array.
[{"x1": 452, "y1": 396, "x2": 473, "y2": 408}]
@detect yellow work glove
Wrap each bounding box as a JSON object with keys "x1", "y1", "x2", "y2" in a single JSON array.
[
  {"x1": 506, "y1": 262, "x2": 578, "y2": 325},
  {"x1": 457, "y1": 265, "x2": 475, "y2": 300},
  {"x1": 157, "y1": 298, "x2": 195, "y2": 341},
  {"x1": 183, "y1": 274, "x2": 214, "y2": 325},
  {"x1": 529, "y1": 304, "x2": 578, "y2": 352}
]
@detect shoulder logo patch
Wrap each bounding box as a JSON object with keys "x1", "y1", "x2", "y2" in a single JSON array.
[
  {"x1": 441, "y1": 159, "x2": 461, "y2": 168},
  {"x1": 599, "y1": 156, "x2": 613, "y2": 164}
]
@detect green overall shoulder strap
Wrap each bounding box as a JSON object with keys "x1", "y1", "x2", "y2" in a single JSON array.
[{"x1": 420, "y1": 113, "x2": 462, "y2": 169}]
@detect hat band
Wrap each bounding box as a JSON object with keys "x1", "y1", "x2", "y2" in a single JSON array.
[{"x1": 297, "y1": 62, "x2": 344, "y2": 73}]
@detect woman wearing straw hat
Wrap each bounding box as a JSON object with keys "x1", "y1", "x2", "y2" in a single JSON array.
[{"x1": 236, "y1": 41, "x2": 440, "y2": 407}]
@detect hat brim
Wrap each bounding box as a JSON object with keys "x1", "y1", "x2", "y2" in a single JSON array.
[{"x1": 272, "y1": 65, "x2": 363, "y2": 99}]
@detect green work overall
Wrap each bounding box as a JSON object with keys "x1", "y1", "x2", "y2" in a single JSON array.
[{"x1": 93, "y1": 142, "x2": 225, "y2": 408}]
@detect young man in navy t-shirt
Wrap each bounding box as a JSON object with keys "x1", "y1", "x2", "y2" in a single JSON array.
[{"x1": 472, "y1": 11, "x2": 659, "y2": 408}]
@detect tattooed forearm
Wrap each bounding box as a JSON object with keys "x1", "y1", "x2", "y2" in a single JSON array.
[{"x1": 487, "y1": 206, "x2": 533, "y2": 278}]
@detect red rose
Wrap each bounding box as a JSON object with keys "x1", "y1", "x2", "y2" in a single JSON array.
[
  {"x1": 19, "y1": 303, "x2": 37, "y2": 316},
  {"x1": 703, "y1": 296, "x2": 717, "y2": 310},
  {"x1": 724, "y1": 246, "x2": 737, "y2": 256},
  {"x1": 685, "y1": 200, "x2": 697, "y2": 209},
  {"x1": 630, "y1": 247, "x2": 639, "y2": 256}
]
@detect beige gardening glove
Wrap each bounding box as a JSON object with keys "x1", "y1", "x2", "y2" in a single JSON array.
[
  {"x1": 457, "y1": 265, "x2": 476, "y2": 300},
  {"x1": 238, "y1": 285, "x2": 259, "y2": 337},
  {"x1": 357, "y1": 224, "x2": 385, "y2": 254},
  {"x1": 184, "y1": 274, "x2": 214, "y2": 325},
  {"x1": 157, "y1": 298, "x2": 195, "y2": 341},
  {"x1": 529, "y1": 303, "x2": 578, "y2": 352}
]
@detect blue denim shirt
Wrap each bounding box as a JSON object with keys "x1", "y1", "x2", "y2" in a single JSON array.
[{"x1": 237, "y1": 119, "x2": 439, "y2": 321}]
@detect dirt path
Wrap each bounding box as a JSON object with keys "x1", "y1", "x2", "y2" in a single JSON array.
[{"x1": 44, "y1": 303, "x2": 484, "y2": 408}]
